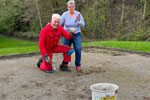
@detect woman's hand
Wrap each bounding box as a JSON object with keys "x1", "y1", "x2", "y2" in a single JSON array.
[{"x1": 76, "y1": 14, "x2": 80, "y2": 21}]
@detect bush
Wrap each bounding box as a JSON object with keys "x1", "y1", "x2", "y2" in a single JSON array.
[
  {"x1": 0, "y1": 0, "x2": 21, "y2": 35},
  {"x1": 80, "y1": 0, "x2": 109, "y2": 40},
  {"x1": 1, "y1": 0, "x2": 150, "y2": 41}
]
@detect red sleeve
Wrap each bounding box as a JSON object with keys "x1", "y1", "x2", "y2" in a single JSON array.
[
  {"x1": 39, "y1": 28, "x2": 47, "y2": 56},
  {"x1": 60, "y1": 26, "x2": 72, "y2": 40}
]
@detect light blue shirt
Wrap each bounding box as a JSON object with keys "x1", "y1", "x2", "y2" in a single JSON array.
[{"x1": 60, "y1": 11, "x2": 85, "y2": 34}]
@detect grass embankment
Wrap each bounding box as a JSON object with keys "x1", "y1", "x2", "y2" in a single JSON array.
[
  {"x1": 82, "y1": 41, "x2": 150, "y2": 52},
  {"x1": 0, "y1": 35, "x2": 39, "y2": 56},
  {"x1": 1, "y1": 35, "x2": 150, "y2": 56}
]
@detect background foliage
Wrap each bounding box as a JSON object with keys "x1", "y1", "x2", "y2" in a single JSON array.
[{"x1": 0, "y1": 0, "x2": 150, "y2": 41}]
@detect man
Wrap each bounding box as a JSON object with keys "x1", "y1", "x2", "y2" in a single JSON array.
[{"x1": 37, "y1": 14, "x2": 74, "y2": 73}]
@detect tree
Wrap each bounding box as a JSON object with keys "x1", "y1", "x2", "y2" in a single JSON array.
[
  {"x1": 0, "y1": 0, "x2": 21, "y2": 34},
  {"x1": 141, "y1": 0, "x2": 147, "y2": 20},
  {"x1": 36, "y1": 0, "x2": 42, "y2": 29},
  {"x1": 120, "y1": 0, "x2": 125, "y2": 25}
]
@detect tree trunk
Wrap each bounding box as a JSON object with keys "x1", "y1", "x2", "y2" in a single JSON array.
[
  {"x1": 120, "y1": 0, "x2": 125, "y2": 25},
  {"x1": 36, "y1": 0, "x2": 43, "y2": 29},
  {"x1": 142, "y1": 0, "x2": 147, "y2": 20}
]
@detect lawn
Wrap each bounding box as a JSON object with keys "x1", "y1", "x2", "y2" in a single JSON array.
[
  {"x1": 1, "y1": 35, "x2": 150, "y2": 56},
  {"x1": 82, "y1": 41, "x2": 150, "y2": 52},
  {"x1": 0, "y1": 35, "x2": 39, "y2": 55}
]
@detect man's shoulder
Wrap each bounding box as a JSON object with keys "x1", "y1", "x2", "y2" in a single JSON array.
[
  {"x1": 41, "y1": 24, "x2": 52, "y2": 33},
  {"x1": 43, "y1": 24, "x2": 51, "y2": 30},
  {"x1": 57, "y1": 25, "x2": 63, "y2": 30}
]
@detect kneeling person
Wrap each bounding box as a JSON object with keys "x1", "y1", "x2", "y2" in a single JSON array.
[{"x1": 37, "y1": 14, "x2": 74, "y2": 73}]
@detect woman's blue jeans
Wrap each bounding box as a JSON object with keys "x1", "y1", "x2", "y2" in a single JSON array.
[{"x1": 62, "y1": 32, "x2": 81, "y2": 67}]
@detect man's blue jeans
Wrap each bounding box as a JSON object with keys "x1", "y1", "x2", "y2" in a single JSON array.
[{"x1": 62, "y1": 32, "x2": 81, "y2": 67}]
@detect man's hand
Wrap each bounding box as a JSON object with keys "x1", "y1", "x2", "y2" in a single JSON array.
[
  {"x1": 70, "y1": 28, "x2": 75, "y2": 33},
  {"x1": 44, "y1": 54, "x2": 51, "y2": 63},
  {"x1": 69, "y1": 34, "x2": 75, "y2": 39},
  {"x1": 70, "y1": 28, "x2": 75, "y2": 35}
]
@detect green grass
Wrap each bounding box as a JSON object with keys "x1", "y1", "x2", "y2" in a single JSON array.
[
  {"x1": 1, "y1": 35, "x2": 150, "y2": 56},
  {"x1": 82, "y1": 41, "x2": 150, "y2": 52},
  {"x1": 0, "y1": 35, "x2": 39, "y2": 55}
]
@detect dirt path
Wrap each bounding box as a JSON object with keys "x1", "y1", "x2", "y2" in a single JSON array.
[{"x1": 0, "y1": 48, "x2": 150, "y2": 100}]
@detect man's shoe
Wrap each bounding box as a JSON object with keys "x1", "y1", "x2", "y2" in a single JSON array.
[
  {"x1": 44, "y1": 69, "x2": 55, "y2": 73},
  {"x1": 59, "y1": 64, "x2": 71, "y2": 72},
  {"x1": 76, "y1": 66, "x2": 81, "y2": 72},
  {"x1": 37, "y1": 58, "x2": 43, "y2": 68}
]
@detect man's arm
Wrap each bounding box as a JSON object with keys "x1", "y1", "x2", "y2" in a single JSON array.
[
  {"x1": 60, "y1": 26, "x2": 74, "y2": 40},
  {"x1": 39, "y1": 29, "x2": 47, "y2": 56}
]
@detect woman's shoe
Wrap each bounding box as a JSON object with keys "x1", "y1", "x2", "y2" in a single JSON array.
[{"x1": 76, "y1": 66, "x2": 81, "y2": 72}]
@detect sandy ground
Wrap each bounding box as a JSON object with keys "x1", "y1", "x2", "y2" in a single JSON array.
[{"x1": 0, "y1": 48, "x2": 150, "y2": 100}]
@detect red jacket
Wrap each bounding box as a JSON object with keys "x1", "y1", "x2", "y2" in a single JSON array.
[{"x1": 39, "y1": 24, "x2": 72, "y2": 56}]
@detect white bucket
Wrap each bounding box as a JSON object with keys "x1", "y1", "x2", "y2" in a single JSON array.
[{"x1": 90, "y1": 83, "x2": 119, "y2": 100}]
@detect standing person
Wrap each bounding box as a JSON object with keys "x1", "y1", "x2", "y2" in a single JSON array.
[
  {"x1": 60, "y1": 0, "x2": 85, "y2": 71},
  {"x1": 37, "y1": 14, "x2": 75, "y2": 73}
]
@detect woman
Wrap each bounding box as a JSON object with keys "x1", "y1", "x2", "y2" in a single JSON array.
[{"x1": 60, "y1": 0, "x2": 85, "y2": 71}]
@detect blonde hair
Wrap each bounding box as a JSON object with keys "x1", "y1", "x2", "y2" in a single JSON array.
[{"x1": 67, "y1": 0, "x2": 75, "y2": 6}]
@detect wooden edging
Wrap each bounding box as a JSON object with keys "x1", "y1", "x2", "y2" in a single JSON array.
[
  {"x1": 0, "y1": 52, "x2": 41, "y2": 60},
  {"x1": 0, "y1": 46, "x2": 150, "y2": 60}
]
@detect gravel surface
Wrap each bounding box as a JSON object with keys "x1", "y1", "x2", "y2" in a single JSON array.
[{"x1": 0, "y1": 48, "x2": 150, "y2": 100}]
